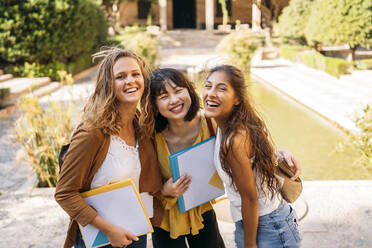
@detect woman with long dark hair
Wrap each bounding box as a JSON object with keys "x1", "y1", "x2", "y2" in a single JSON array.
[{"x1": 203, "y1": 64, "x2": 301, "y2": 248}]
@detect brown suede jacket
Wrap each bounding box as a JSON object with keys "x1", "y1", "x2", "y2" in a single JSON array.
[{"x1": 55, "y1": 126, "x2": 163, "y2": 248}]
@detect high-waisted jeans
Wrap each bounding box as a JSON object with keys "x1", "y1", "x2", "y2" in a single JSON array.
[{"x1": 234, "y1": 203, "x2": 301, "y2": 248}]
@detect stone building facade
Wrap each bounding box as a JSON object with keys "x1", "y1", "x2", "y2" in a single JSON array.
[{"x1": 119, "y1": 0, "x2": 289, "y2": 30}]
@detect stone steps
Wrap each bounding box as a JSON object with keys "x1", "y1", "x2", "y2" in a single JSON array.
[
  {"x1": 1, "y1": 77, "x2": 52, "y2": 102},
  {"x1": 25, "y1": 82, "x2": 61, "y2": 99},
  {"x1": 0, "y1": 77, "x2": 62, "y2": 119},
  {"x1": 160, "y1": 30, "x2": 224, "y2": 50},
  {"x1": 0, "y1": 74, "x2": 13, "y2": 83}
]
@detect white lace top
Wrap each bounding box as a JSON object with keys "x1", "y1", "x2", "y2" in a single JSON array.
[
  {"x1": 91, "y1": 135, "x2": 153, "y2": 217},
  {"x1": 214, "y1": 129, "x2": 282, "y2": 222}
]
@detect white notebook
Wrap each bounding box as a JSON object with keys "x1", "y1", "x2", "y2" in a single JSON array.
[
  {"x1": 169, "y1": 137, "x2": 225, "y2": 213},
  {"x1": 78, "y1": 178, "x2": 153, "y2": 248}
]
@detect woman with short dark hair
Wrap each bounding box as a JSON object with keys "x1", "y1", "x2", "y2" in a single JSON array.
[{"x1": 141, "y1": 68, "x2": 226, "y2": 248}]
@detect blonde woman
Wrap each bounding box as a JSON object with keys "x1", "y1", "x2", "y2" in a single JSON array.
[{"x1": 55, "y1": 48, "x2": 163, "y2": 248}]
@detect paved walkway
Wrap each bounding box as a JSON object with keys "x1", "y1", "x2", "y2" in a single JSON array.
[{"x1": 250, "y1": 58, "x2": 372, "y2": 132}]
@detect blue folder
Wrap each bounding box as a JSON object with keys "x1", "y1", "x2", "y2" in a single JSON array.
[{"x1": 169, "y1": 136, "x2": 224, "y2": 213}]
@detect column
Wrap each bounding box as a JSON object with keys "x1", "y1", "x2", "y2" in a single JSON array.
[
  {"x1": 252, "y1": 0, "x2": 261, "y2": 31},
  {"x1": 159, "y1": 0, "x2": 167, "y2": 31},
  {"x1": 205, "y1": 0, "x2": 214, "y2": 31}
]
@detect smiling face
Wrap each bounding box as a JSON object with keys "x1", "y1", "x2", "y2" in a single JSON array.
[
  {"x1": 203, "y1": 71, "x2": 240, "y2": 123},
  {"x1": 155, "y1": 80, "x2": 192, "y2": 121},
  {"x1": 113, "y1": 56, "x2": 144, "y2": 107}
]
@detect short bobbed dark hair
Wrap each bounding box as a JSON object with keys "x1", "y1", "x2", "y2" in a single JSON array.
[{"x1": 148, "y1": 68, "x2": 200, "y2": 133}]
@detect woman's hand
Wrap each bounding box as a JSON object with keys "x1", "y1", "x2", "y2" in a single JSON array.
[
  {"x1": 91, "y1": 215, "x2": 138, "y2": 247},
  {"x1": 276, "y1": 149, "x2": 301, "y2": 180},
  {"x1": 105, "y1": 224, "x2": 138, "y2": 247},
  {"x1": 161, "y1": 174, "x2": 191, "y2": 198}
]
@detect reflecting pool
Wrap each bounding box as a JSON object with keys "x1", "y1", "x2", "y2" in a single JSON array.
[{"x1": 249, "y1": 81, "x2": 371, "y2": 180}]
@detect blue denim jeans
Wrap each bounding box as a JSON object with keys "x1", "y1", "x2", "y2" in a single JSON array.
[
  {"x1": 234, "y1": 203, "x2": 301, "y2": 248},
  {"x1": 75, "y1": 228, "x2": 147, "y2": 248}
]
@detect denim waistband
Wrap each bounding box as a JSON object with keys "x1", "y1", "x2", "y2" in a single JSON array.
[{"x1": 258, "y1": 202, "x2": 290, "y2": 222}]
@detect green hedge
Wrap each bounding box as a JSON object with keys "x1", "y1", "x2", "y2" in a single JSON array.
[
  {"x1": 0, "y1": 0, "x2": 107, "y2": 78},
  {"x1": 5, "y1": 61, "x2": 66, "y2": 80},
  {"x1": 300, "y1": 51, "x2": 351, "y2": 78},
  {"x1": 300, "y1": 51, "x2": 325, "y2": 70},
  {"x1": 355, "y1": 59, "x2": 372, "y2": 70},
  {"x1": 280, "y1": 46, "x2": 352, "y2": 78},
  {"x1": 279, "y1": 46, "x2": 309, "y2": 62},
  {"x1": 324, "y1": 57, "x2": 351, "y2": 78}
]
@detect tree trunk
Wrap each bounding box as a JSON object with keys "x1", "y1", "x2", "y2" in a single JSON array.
[{"x1": 349, "y1": 46, "x2": 356, "y2": 62}]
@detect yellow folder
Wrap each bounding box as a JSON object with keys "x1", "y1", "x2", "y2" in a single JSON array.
[{"x1": 79, "y1": 178, "x2": 153, "y2": 248}]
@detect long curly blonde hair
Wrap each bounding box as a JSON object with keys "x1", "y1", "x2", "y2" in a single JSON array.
[{"x1": 82, "y1": 47, "x2": 150, "y2": 137}]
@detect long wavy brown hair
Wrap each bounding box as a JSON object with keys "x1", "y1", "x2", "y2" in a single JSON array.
[
  {"x1": 82, "y1": 47, "x2": 150, "y2": 138},
  {"x1": 208, "y1": 65, "x2": 279, "y2": 199}
]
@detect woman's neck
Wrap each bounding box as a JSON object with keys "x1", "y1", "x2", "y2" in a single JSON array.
[
  {"x1": 215, "y1": 116, "x2": 228, "y2": 133},
  {"x1": 166, "y1": 112, "x2": 201, "y2": 138},
  {"x1": 118, "y1": 103, "x2": 137, "y2": 125},
  {"x1": 117, "y1": 104, "x2": 137, "y2": 145}
]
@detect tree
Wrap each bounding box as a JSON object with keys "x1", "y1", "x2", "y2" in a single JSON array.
[
  {"x1": 275, "y1": 0, "x2": 314, "y2": 45},
  {"x1": 305, "y1": 0, "x2": 372, "y2": 60}
]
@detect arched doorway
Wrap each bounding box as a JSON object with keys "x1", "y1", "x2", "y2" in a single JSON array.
[{"x1": 173, "y1": 0, "x2": 196, "y2": 28}]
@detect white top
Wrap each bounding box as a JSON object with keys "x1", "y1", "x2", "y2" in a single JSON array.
[
  {"x1": 214, "y1": 129, "x2": 282, "y2": 222},
  {"x1": 91, "y1": 135, "x2": 153, "y2": 217}
]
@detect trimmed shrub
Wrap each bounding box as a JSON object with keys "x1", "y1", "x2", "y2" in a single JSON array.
[
  {"x1": 300, "y1": 51, "x2": 325, "y2": 70},
  {"x1": 279, "y1": 46, "x2": 309, "y2": 62},
  {"x1": 5, "y1": 61, "x2": 66, "y2": 80},
  {"x1": 217, "y1": 30, "x2": 260, "y2": 72},
  {"x1": 355, "y1": 59, "x2": 372, "y2": 70},
  {"x1": 324, "y1": 57, "x2": 352, "y2": 78},
  {"x1": 0, "y1": 0, "x2": 107, "y2": 75},
  {"x1": 66, "y1": 53, "x2": 94, "y2": 76},
  {"x1": 275, "y1": 0, "x2": 314, "y2": 45},
  {"x1": 305, "y1": 0, "x2": 372, "y2": 58},
  {"x1": 300, "y1": 51, "x2": 351, "y2": 78}
]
